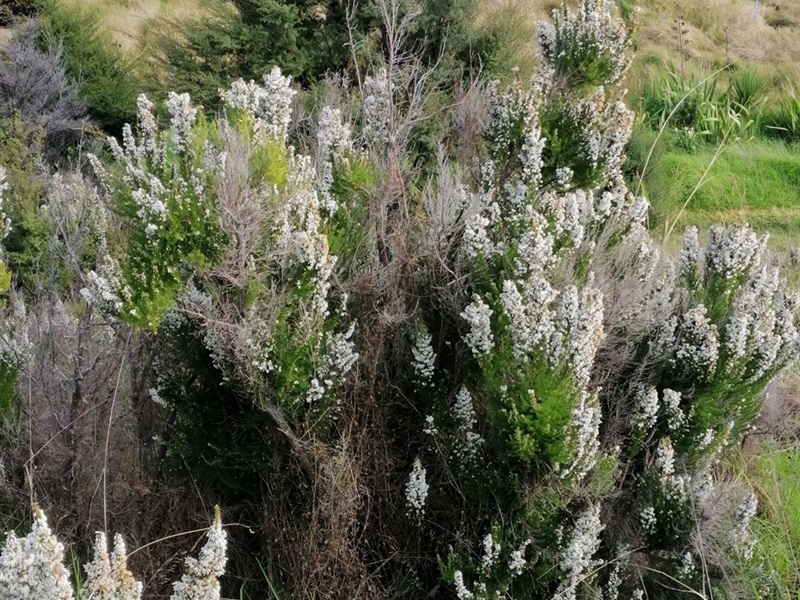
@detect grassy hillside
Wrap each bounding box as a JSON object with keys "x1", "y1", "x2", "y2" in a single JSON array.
[
  {"x1": 480, "y1": 0, "x2": 800, "y2": 78},
  {"x1": 643, "y1": 140, "x2": 800, "y2": 247}
]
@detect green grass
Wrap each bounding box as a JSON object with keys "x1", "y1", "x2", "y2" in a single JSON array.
[
  {"x1": 642, "y1": 140, "x2": 800, "y2": 247},
  {"x1": 744, "y1": 443, "x2": 800, "y2": 598}
]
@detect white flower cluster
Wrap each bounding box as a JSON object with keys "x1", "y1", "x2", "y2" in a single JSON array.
[
  {"x1": 451, "y1": 534, "x2": 530, "y2": 600},
  {"x1": 675, "y1": 304, "x2": 719, "y2": 380},
  {"x1": 170, "y1": 508, "x2": 227, "y2": 600},
  {"x1": 317, "y1": 107, "x2": 352, "y2": 161},
  {"x1": 600, "y1": 100, "x2": 635, "y2": 182},
  {"x1": 0, "y1": 167, "x2": 11, "y2": 247},
  {"x1": 81, "y1": 255, "x2": 131, "y2": 316},
  {"x1": 653, "y1": 437, "x2": 689, "y2": 506},
  {"x1": 541, "y1": 189, "x2": 590, "y2": 248},
  {"x1": 222, "y1": 67, "x2": 296, "y2": 142},
  {"x1": 514, "y1": 212, "x2": 555, "y2": 277},
  {"x1": 500, "y1": 277, "x2": 603, "y2": 387},
  {"x1": 640, "y1": 506, "x2": 657, "y2": 534},
  {"x1": 603, "y1": 545, "x2": 628, "y2": 600},
  {"x1": 545, "y1": 0, "x2": 631, "y2": 85},
  {"x1": 724, "y1": 265, "x2": 800, "y2": 382},
  {"x1": 405, "y1": 458, "x2": 429, "y2": 523},
  {"x1": 480, "y1": 533, "x2": 502, "y2": 572},
  {"x1": 453, "y1": 570, "x2": 474, "y2": 600},
  {"x1": 461, "y1": 296, "x2": 494, "y2": 358},
  {"x1": 705, "y1": 225, "x2": 766, "y2": 281},
  {"x1": 274, "y1": 150, "x2": 338, "y2": 325},
  {"x1": 243, "y1": 315, "x2": 275, "y2": 375},
  {"x1": 451, "y1": 387, "x2": 483, "y2": 462},
  {"x1": 0, "y1": 506, "x2": 228, "y2": 600},
  {"x1": 423, "y1": 415, "x2": 437, "y2": 435},
  {"x1": 86, "y1": 89, "x2": 224, "y2": 325},
  {"x1": 560, "y1": 390, "x2": 602, "y2": 481},
  {"x1": 552, "y1": 505, "x2": 604, "y2": 600},
  {"x1": 675, "y1": 551, "x2": 697, "y2": 579},
  {"x1": 562, "y1": 89, "x2": 633, "y2": 184},
  {"x1": 654, "y1": 437, "x2": 676, "y2": 478},
  {"x1": 362, "y1": 68, "x2": 390, "y2": 146},
  {"x1": 167, "y1": 92, "x2": 198, "y2": 152},
  {"x1": 678, "y1": 226, "x2": 700, "y2": 280},
  {"x1": 0, "y1": 505, "x2": 73, "y2": 600},
  {"x1": 306, "y1": 322, "x2": 359, "y2": 405},
  {"x1": 501, "y1": 276, "x2": 557, "y2": 361},
  {"x1": 697, "y1": 428, "x2": 716, "y2": 451},
  {"x1": 508, "y1": 540, "x2": 531, "y2": 576},
  {"x1": 521, "y1": 111, "x2": 546, "y2": 189},
  {"x1": 730, "y1": 491, "x2": 758, "y2": 560},
  {"x1": 486, "y1": 77, "x2": 545, "y2": 164},
  {"x1": 316, "y1": 106, "x2": 352, "y2": 211},
  {"x1": 663, "y1": 388, "x2": 685, "y2": 432},
  {"x1": 552, "y1": 285, "x2": 604, "y2": 385},
  {"x1": 463, "y1": 199, "x2": 501, "y2": 260},
  {"x1": 411, "y1": 324, "x2": 436, "y2": 387},
  {"x1": 84, "y1": 532, "x2": 142, "y2": 600}
]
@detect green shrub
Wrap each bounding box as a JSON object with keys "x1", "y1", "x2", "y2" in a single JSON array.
[
  {"x1": 0, "y1": 116, "x2": 48, "y2": 292},
  {"x1": 37, "y1": 0, "x2": 141, "y2": 134},
  {"x1": 150, "y1": 0, "x2": 507, "y2": 114}
]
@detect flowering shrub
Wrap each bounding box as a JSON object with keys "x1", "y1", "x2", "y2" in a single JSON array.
[
  {"x1": 0, "y1": 1, "x2": 798, "y2": 598},
  {"x1": 0, "y1": 506, "x2": 225, "y2": 600},
  {"x1": 84, "y1": 93, "x2": 225, "y2": 328}
]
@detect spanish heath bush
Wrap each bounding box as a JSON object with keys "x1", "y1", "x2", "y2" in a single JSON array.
[
  {"x1": 0, "y1": 0, "x2": 798, "y2": 598},
  {"x1": 0, "y1": 507, "x2": 225, "y2": 600}
]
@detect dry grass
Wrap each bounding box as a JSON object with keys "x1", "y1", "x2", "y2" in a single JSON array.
[
  {"x1": 59, "y1": 0, "x2": 222, "y2": 52},
  {"x1": 635, "y1": 0, "x2": 800, "y2": 77},
  {"x1": 478, "y1": 0, "x2": 800, "y2": 82},
  {"x1": 44, "y1": 0, "x2": 800, "y2": 80}
]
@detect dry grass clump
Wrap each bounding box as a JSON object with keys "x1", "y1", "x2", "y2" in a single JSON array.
[{"x1": 59, "y1": 0, "x2": 224, "y2": 52}]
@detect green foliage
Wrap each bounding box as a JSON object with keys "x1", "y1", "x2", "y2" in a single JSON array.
[
  {"x1": 746, "y1": 445, "x2": 800, "y2": 598},
  {"x1": 644, "y1": 140, "x2": 800, "y2": 233},
  {"x1": 92, "y1": 99, "x2": 225, "y2": 328},
  {"x1": 762, "y1": 90, "x2": 800, "y2": 144},
  {"x1": 727, "y1": 67, "x2": 771, "y2": 112},
  {"x1": 0, "y1": 116, "x2": 48, "y2": 293},
  {"x1": 3, "y1": 2, "x2": 800, "y2": 599},
  {"x1": 633, "y1": 62, "x2": 800, "y2": 147},
  {"x1": 0, "y1": 263, "x2": 10, "y2": 295},
  {"x1": 0, "y1": 361, "x2": 17, "y2": 426},
  {"x1": 38, "y1": 0, "x2": 141, "y2": 133},
  {"x1": 151, "y1": 0, "x2": 504, "y2": 114}
]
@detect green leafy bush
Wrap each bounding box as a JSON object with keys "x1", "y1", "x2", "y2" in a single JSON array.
[
  {"x1": 151, "y1": 0, "x2": 505, "y2": 113},
  {"x1": 37, "y1": 0, "x2": 141, "y2": 133}
]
